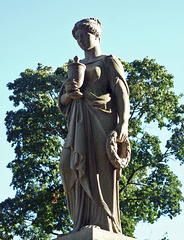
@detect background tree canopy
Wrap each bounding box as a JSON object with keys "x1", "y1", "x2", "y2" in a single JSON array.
[{"x1": 1, "y1": 57, "x2": 184, "y2": 239}]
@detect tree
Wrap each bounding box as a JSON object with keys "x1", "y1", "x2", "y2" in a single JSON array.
[{"x1": 1, "y1": 58, "x2": 184, "y2": 239}]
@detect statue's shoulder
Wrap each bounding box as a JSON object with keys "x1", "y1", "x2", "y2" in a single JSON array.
[
  {"x1": 103, "y1": 54, "x2": 123, "y2": 67},
  {"x1": 104, "y1": 54, "x2": 117, "y2": 59},
  {"x1": 103, "y1": 54, "x2": 116, "y2": 60},
  {"x1": 103, "y1": 54, "x2": 124, "y2": 74}
]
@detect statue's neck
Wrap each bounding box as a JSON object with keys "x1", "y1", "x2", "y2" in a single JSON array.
[{"x1": 83, "y1": 46, "x2": 102, "y2": 64}]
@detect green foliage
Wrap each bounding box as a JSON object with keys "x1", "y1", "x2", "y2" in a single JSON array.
[
  {"x1": 1, "y1": 63, "x2": 71, "y2": 239},
  {"x1": 1, "y1": 58, "x2": 184, "y2": 239}
]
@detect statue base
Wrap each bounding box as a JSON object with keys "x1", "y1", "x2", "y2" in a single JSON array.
[{"x1": 54, "y1": 227, "x2": 136, "y2": 240}]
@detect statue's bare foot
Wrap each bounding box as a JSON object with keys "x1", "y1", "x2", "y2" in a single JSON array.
[{"x1": 82, "y1": 225, "x2": 101, "y2": 229}]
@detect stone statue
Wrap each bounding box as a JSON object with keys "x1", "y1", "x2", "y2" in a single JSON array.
[{"x1": 58, "y1": 18, "x2": 131, "y2": 235}]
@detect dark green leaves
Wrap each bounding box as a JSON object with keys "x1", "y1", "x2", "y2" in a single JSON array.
[{"x1": 121, "y1": 58, "x2": 180, "y2": 129}]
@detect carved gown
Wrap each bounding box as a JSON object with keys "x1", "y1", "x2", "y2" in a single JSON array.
[{"x1": 58, "y1": 55, "x2": 129, "y2": 234}]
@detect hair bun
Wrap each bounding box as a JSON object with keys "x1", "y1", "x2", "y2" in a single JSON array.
[{"x1": 72, "y1": 18, "x2": 102, "y2": 40}]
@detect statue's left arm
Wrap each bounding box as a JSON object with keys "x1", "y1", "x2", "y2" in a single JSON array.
[{"x1": 106, "y1": 55, "x2": 130, "y2": 142}]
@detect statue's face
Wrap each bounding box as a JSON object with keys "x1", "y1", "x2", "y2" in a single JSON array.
[{"x1": 75, "y1": 28, "x2": 99, "y2": 51}]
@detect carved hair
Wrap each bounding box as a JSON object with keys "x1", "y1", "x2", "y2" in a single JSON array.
[{"x1": 72, "y1": 18, "x2": 102, "y2": 40}]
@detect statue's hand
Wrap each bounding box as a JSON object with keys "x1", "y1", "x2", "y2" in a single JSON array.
[
  {"x1": 114, "y1": 123, "x2": 128, "y2": 142},
  {"x1": 65, "y1": 78, "x2": 83, "y2": 99},
  {"x1": 65, "y1": 78, "x2": 78, "y2": 95}
]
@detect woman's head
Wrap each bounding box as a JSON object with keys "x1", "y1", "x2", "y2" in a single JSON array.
[{"x1": 72, "y1": 18, "x2": 102, "y2": 41}]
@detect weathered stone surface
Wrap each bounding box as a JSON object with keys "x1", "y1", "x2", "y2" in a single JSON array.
[
  {"x1": 58, "y1": 17, "x2": 131, "y2": 234},
  {"x1": 54, "y1": 227, "x2": 136, "y2": 240}
]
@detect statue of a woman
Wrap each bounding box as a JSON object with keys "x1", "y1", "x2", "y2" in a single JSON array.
[{"x1": 58, "y1": 18, "x2": 130, "y2": 234}]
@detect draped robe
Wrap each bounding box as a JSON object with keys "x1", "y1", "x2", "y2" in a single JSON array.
[{"x1": 58, "y1": 55, "x2": 129, "y2": 234}]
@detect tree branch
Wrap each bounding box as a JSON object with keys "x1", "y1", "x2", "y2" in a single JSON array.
[{"x1": 119, "y1": 150, "x2": 170, "y2": 194}]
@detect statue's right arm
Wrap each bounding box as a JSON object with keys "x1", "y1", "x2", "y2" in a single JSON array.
[
  {"x1": 60, "y1": 92, "x2": 72, "y2": 106},
  {"x1": 58, "y1": 78, "x2": 73, "y2": 117},
  {"x1": 59, "y1": 75, "x2": 73, "y2": 106}
]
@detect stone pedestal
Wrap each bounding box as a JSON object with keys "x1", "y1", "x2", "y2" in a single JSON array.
[{"x1": 54, "y1": 227, "x2": 136, "y2": 240}]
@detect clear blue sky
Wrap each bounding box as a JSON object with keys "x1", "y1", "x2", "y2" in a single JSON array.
[{"x1": 0, "y1": 0, "x2": 184, "y2": 239}]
